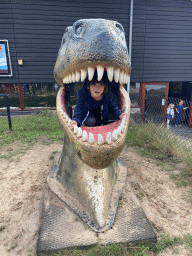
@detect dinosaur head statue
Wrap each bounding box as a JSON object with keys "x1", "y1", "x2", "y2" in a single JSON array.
[{"x1": 54, "y1": 19, "x2": 131, "y2": 169}]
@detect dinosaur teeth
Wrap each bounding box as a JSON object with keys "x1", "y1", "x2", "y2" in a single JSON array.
[
  {"x1": 98, "y1": 134, "x2": 104, "y2": 145},
  {"x1": 107, "y1": 66, "x2": 114, "y2": 82},
  {"x1": 72, "y1": 73, "x2": 76, "y2": 83},
  {"x1": 77, "y1": 127, "x2": 83, "y2": 137},
  {"x1": 88, "y1": 67, "x2": 95, "y2": 81},
  {"x1": 123, "y1": 73, "x2": 128, "y2": 84},
  {"x1": 112, "y1": 129, "x2": 117, "y2": 141},
  {"x1": 73, "y1": 125, "x2": 78, "y2": 134},
  {"x1": 106, "y1": 132, "x2": 112, "y2": 144},
  {"x1": 114, "y1": 68, "x2": 120, "y2": 83},
  {"x1": 68, "y1": 73, "x2": 72, "y2": 83},
  {"x1": 63, "y1": 67, "x2": 129, "y2": 84},
  {"x1": 82, "y1": 130, "x2": 88, "y2": 141},
  {"x1": 81, "y1": 69, "x2": 87, "y2": 82},
  {"x1": 76, "y1": 71, "x2": 81, "y2": 82},
  {"x1": 97, "y1": 65, "x2": 104, "y2": 81},
  {"x1": 119, "y1": 70, "x2": 124, "y2": 84},
  {"x1": 117, "y1": 126, "x2": 122, "y2": 135},
  {"x1": 120, "y1": 116, "x2": 126, "y2": 130},
  {"x1": 89, "y1": 133, "x2": 95, "y2": 144}
]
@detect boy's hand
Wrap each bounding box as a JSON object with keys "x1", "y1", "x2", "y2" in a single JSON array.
[
  {"x1": 119, "y1": 113, "x2": 127, "y2": 120},
  {"x1": 70, "y1": 120, "x2": 78, "y2": 130}
]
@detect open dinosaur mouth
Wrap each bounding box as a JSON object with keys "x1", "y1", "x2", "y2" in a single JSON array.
[
  {"x1": 56, "y1": 66, "x2": 130, "y2": 169},
  {"x1": 57, "y1": 66, "x2": 130, "y2": 146}
]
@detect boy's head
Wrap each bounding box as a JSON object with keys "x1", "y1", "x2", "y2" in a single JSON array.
[
  {"x1": 179, "y1": 100, "x2": 183, "y2": 105},
  {"x1": 86, "y1": 72, "x2": 109, "y2": 94}
]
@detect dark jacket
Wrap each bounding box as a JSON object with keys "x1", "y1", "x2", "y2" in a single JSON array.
[{"x1": 72, "y1": 85, "x2": 122, "y2": 126}]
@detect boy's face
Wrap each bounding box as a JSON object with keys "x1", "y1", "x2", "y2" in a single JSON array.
[
  {"x1": 180, "y1": 101, "x2": 183, "y2": 105},
  {"x1": 89, "y1": 82, "x2": 105, "y2": 100}
]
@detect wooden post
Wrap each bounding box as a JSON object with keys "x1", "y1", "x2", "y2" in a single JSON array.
[
  {"x1": 17, "y1": 83, "x2": 25, "y2": 111},
  {"x1": 163, "y1": 82, "x2": 169, "y2": 125},
  {"x1": 139, "y1": 82, "x2": 146, "y2": 122}
]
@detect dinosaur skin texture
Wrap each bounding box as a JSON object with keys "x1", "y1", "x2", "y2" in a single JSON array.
[{"x1": 54, "y1": 18, "x2": 131, "y2": 169}]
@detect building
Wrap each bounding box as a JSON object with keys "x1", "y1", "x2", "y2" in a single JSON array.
[{"x1": 0, "y1": 0, "x2": 191, "y2": 126}]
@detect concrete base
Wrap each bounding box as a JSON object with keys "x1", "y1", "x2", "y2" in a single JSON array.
[{"x1": 37, "y1": 165, "x2": 157, "y2": 253}]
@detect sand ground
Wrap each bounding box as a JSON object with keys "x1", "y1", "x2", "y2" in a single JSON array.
[{"x1": 0, "y1": 140, "x2": 192, "y2": 256}]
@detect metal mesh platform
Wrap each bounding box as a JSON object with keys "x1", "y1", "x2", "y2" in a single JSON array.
[{"x1": 37, "y1": 179, "x2": 156, "y2": 253}]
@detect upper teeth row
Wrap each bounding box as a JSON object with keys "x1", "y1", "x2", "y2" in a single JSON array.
[
  {"x1": 60, "y1": 106, "x2": 126, "y2": 145},
  {"x1": 62, "y1": 66, "x2": 130, "y2": 85}
]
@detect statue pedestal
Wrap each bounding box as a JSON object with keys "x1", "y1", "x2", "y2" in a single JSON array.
[{"x1": 37, "y1": 153, "x2": 157, "y2": 253}]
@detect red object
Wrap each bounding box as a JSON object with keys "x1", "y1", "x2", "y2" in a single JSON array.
[
  {"x1": 0, "y1": 46, "x2": 2, "y2": 51},
  {"x1": 140, "y1": 82, "x2": 169, "y2": 123},
  {"x1": 17, "y1": 83, "x2": 25, "y2": 111}
]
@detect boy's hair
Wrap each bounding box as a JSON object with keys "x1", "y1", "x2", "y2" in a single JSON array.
[{"x1": 85, "y1": 71, "x2": 109, "y2": 94}]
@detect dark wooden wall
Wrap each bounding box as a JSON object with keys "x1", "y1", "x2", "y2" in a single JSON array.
[
  {"x1": 0, "y1": 0, "x2": 130, "y2": 84},
  {"x1": 1, "y1": 0, "x2": 192, "y2": 84},
  {"x1": 132, "y1": 0, "x2": 192, "y2": 82}
]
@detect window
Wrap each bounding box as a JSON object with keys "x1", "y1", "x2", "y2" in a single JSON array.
[{"x1": 0, "y1": 40, "x2": 12, "y2": 77}]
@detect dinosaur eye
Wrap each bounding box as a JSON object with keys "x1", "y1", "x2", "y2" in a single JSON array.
[
  {"x1": 76, "y1": 24, "x2": 83, "y2": 35},
  {"x1": 73, "y1": 21, "x2": 85, "y2": 37},
  {"x1": 115, "y1": 22, "x2": 124, "y2": 34}
]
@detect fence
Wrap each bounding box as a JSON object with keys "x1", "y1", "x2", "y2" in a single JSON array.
[
  {"x1": 130, "y1": 87, "x2": 192, "y2": 171},
  {"x1": 0, "y1": 83, "x2": 58, "y2": 109}
]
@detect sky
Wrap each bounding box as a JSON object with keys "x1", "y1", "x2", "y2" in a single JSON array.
[{"x1": 0, "y1": 44, "x2": 8, "y2": 70}]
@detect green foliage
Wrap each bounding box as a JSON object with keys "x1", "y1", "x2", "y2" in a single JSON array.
[
  {"x1": 36, "y1": 243, "x2": 151, "y2": 256},
  {"x1": 36, "y1": 233, "x2": 192, "y2": 256},
  {"x1": 155, "y1": 233, "x2": 181, "y2": 253},
  {"x1": 0, "y1": 95, "x2": 56, "y2": 108},
  {"x1": 0, "y1": 111, "x2": 63, "y2": 147},
  {"x1": 175, "y1": 181, "x2": 189, "y2": 187}
]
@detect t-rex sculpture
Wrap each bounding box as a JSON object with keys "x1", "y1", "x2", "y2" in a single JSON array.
[{"x1": 49, "y1": 18, "x2": 131, "y2": 232}]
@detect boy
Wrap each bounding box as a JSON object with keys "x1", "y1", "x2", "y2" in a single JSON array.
[
  {"x1": 70, "y1": 77, "x2": 125, "y2": 128},
  {"x1": 175, "y1": 100, "x2": 189, "y2": 126}
]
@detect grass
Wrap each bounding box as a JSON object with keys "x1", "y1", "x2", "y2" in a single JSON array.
[
  {"x1": 126, "y1": 122, "x2": 192, "y2": 175},
  {"x1": 34, "y1": 233, "x2": 192, "y2": 256},
  {"x1": 0, "y1": 110, "x2": 64, "y2": 148}
]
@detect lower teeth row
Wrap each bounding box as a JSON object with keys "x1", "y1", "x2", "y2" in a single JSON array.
[{"x1": 59, "y1": 106, "x2": 126, "y2": 145}]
